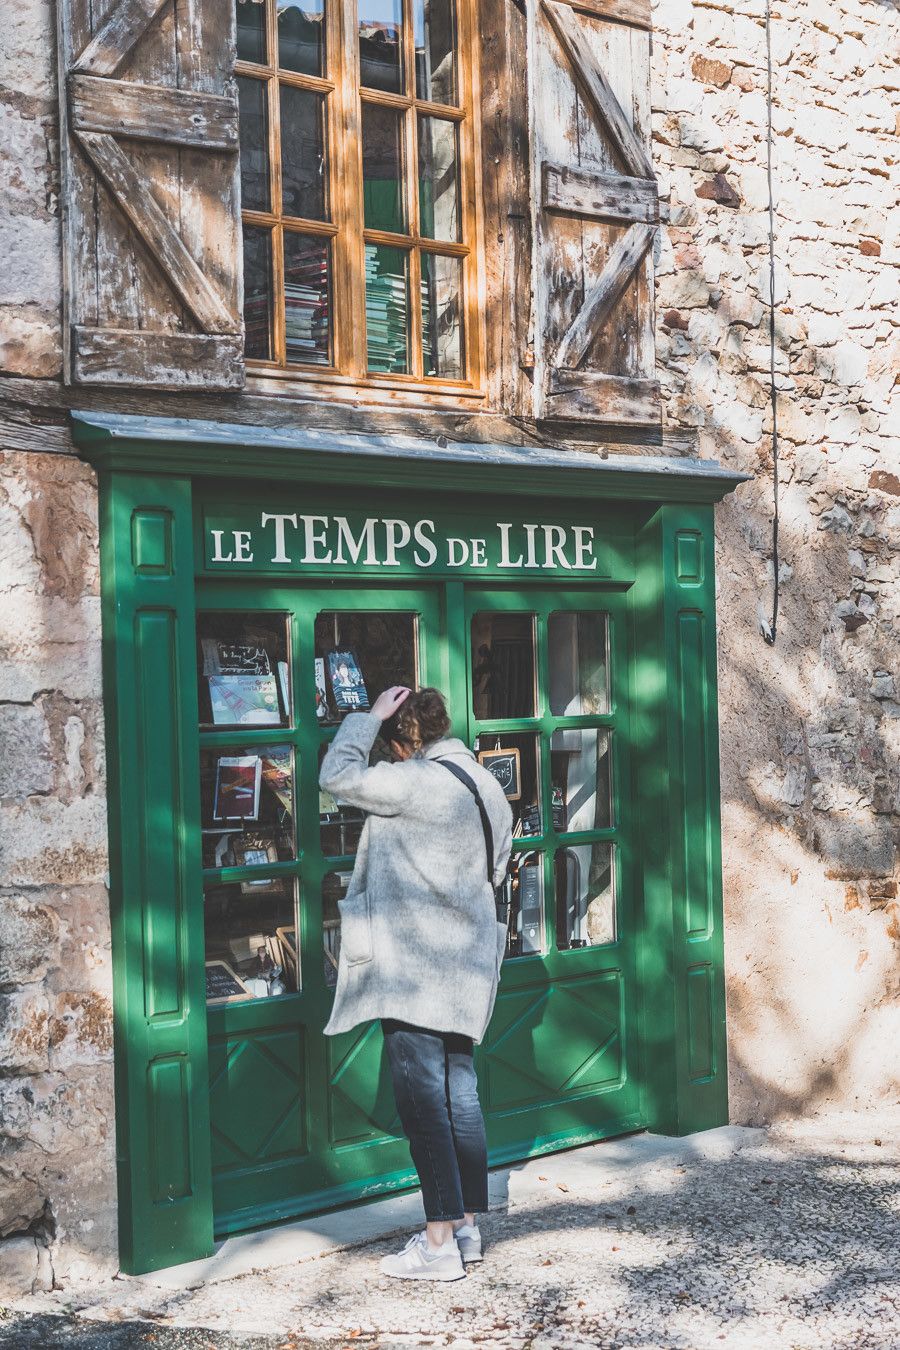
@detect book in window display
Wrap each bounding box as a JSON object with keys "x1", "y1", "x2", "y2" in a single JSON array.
[
  {"x1": 214, "y1": 755, "x2": 262, "y2": 821},
  {"x1": 328, "y1": 650, "x2": 370, "y2": 713},
  {"x1": 208, "y1": 674, "x2": 281, "y2": 726}
]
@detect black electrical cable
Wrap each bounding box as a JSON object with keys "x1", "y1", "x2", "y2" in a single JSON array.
[{"x1": 763, "y1": 0, "x2": 780, "y2": 645}]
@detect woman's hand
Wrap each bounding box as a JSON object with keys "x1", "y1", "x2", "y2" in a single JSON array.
[{"x1": 371, "y1": 686, "x2": 411, "y2": 721}]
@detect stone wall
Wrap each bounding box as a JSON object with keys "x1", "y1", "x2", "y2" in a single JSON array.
[{"x1": 651, "y1": 0, "x2": 900, "y2": 1120}]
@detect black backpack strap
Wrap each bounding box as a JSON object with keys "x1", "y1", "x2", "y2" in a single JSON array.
[{"x1": 435, "y1": 758, "x2": 495, "y2": 888}]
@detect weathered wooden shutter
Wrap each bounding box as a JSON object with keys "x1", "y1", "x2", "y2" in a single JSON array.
[
  {"x1": 57, "y1": 0, "x2": 243, "y2": 390},
  {"x1": 533, "y1": 0, "x2": 659, "y2": 425}
]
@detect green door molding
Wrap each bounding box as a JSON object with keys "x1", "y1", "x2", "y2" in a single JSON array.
[{"x1": 84, "y1": 416, "x2": 745, "y2": 1274}]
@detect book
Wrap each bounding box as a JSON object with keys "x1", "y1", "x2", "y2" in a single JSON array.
[
  {"x1": 213, "y1": 755, "x2": 262, "y2": 820},
  {"x1": 202, "y1": 638, "x2": 271, "y2": 676},
  {"x1": 314, "y1": 657, "x2": 328, "y2": 720},
  {"x1": 208, "y1": 674, "x2": 280, "y2": 725},
  {"x1": 260, "y1": 747, "x2": 293, "y2": 816},
  {"x1": 277, "y1": 660, "x2": 291, "y2": 718},
  {"x1": 327, "y1": 650, "x2": 369, "y2": 713}
]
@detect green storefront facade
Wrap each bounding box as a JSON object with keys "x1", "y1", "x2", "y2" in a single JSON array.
[{"x1": 73, "y1": 411, "x2": 747, "y2": 1276}]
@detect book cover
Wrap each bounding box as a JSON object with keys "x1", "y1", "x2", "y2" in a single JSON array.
[
  {"x1": 327, "y1": 650, "x2": 370, "y2": 713},
  {"x1": 208, "y1": 674, "x2": 280, "y2": 725},
  {"x1": 314, "y1": 657, "x2": 328, "y2": 720},
  {"x1": 261, "y1": 747, "x2": 293, "y2": 816},
  {"x1": 202, "y1": 639, "x2": 271, "y2": 676},
  {"x1": 213, "y1": 755, "x2": 262, "y2": 820}
]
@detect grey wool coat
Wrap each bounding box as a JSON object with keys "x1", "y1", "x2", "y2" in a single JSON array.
[{"x1": 319, "y1": 712, "x2": 513, "y2": 1043}]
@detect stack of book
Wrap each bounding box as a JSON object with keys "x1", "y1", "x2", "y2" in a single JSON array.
[
  {"x1": 365, "y1": 248, "x2": 409, "y2": 372},
  {"x1": 284, "y1": 239, "x2": 330, "y2": 365}
]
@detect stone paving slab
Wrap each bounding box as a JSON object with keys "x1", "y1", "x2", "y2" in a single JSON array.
[{"x1": 7, "y1": 1112, "x2": 900, "y2": 1350}]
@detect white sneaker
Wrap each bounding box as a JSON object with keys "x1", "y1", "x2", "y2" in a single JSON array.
[
  {"x1": 454, "y1": 1223, "x2": 482, "y2": 1263},
  {"x1": 380, "y1": 1231, "x2": 466, "y2": 1281}
]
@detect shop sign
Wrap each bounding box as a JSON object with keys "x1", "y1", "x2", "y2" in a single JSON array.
[{"x1": 202, "y1": 507, "x2": 616, "y2": 577}]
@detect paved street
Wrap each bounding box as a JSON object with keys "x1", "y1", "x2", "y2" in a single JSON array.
[{"x1": 5, "y1": 1112, "x2": 900, "y2": 1350}]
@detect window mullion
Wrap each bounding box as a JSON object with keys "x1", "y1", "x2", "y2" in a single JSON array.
[{"x1": 335, "y1": 0, "x2": 367, "y2": 378}]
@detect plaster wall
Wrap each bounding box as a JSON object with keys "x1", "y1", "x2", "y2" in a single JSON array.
[{"x1": 0, "y1": 0, "x2": 897, "y2": 1293}]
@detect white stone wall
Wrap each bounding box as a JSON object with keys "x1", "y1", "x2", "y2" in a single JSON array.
[{"x1": 652, "y1": 0, "x2": 900, "y2": 1121}]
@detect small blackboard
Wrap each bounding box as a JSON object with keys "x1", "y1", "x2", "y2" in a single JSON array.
[
  {"x1": 478, "y1": 747, "x2": 522, "y2": 801},
  {"x1": 205, "y1": 960, "x2": 252, "y2": 1006}
]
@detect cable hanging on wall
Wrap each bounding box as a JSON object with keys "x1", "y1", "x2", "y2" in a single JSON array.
[{"x1": 761, "y1": 0, "x2": 780, "y2": 646}]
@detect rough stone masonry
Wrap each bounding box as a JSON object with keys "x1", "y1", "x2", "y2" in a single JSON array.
[{"x1": 0, "y1": 0, "x2": 897, "y2": 1297}]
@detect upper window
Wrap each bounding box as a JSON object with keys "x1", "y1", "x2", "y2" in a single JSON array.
[{"x1": 236, "y1": 0, "x2": 479, "y2": 390}]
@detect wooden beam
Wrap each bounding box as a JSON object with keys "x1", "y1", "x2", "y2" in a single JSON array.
[
  {"x1": 75, "y1": 131, "x2": 240, "y2": 333},
  {"x1": 72, "y1": 0, "x2": 170, "y2": 78},
  {"x1": 555, "y1": 221, "x2": 655, "y2": 369},
  {"x1": 69, "y1": 75, "x2": 238, "y2": 150},
  {"x1": 547, "y1": 0, "x2": 652, "y2": 28},
  {"x1": 545, "y1": 370, "x2": 661, "y2": 423},
  {"x1": 542, "y1": 162, "x2": 659, "y2": 223},
  {"x1": 72, "y1": 328, "x2": 245, "y2": 390},
  {"x1": 543, "y1": 0, "x2": 655, "y2": 180}
]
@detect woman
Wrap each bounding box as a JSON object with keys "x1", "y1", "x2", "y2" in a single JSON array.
[{"x1": 319, "y1": 685, "x2": 513, "y2": 1282}]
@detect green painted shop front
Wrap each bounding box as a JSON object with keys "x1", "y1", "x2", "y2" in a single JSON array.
[{"x1": 73, "y1": 412, "x2": 745, "y2": 1276}]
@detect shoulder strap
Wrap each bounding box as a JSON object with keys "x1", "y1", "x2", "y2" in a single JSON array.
[{"x1": 435, "y1": 758, "x2": 494, "y2": 887}]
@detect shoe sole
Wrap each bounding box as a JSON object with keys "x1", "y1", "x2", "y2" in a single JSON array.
[
  {"x1": 381, "y1": 1265, "x2": 466, "y2": 1281},
  {"x1": 459, "y1": 1250, "x2": 483, "y2": 1264}
]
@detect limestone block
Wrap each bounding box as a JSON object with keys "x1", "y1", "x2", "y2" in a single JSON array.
[
  {"x1": 0, "y1": 1235, "x2": 39, "y2": 1299},
  {"x1": 678, "y1": 114, "x2": 725, "y2": 154},
  {"x1": 0, "y1": 891, "x2": 59, "y2": 988},
  {"x1": 0, "y1": 111, "x2": 60, "y2": 311},
  {"x1": 0, "y1": 990, "x2": 49, "y2": 1073},
  {"x1": 0, "y1": 0, "x2": 55, "y2": 99},
  {"x1": 0, "y1": 702, "x2": 53, "y2": 799},
  {"x1": 807, "y1": 312, "x2": 844, "y2": 347},
  {"x1": 812, "y1": 815, "x2": 896, "y2": 880},
  {"x1": 0, "y1": 305, "x2": 61, "y2": 379},
  {"x1": 657, "y1": 270, "x2": 712, "y2": 308},
  {"x1": 825, "y1": 404, "x2": 863, "y2": 442},
  {"x1": 0, "y1": 1165, "x2": 45, "y2": 1239},
  {"x1": 819, "y1": 504, "x2": 854, "y2": 532},
  {"x1": 49, "y1": 990, "x2": 113, "y2": 1070},
  {"x1": 0, "y1": 635, "x2": 103, "y2": 704},
  {"x1": 0, "y1": 795, "x2": 109, "y2": 887}
]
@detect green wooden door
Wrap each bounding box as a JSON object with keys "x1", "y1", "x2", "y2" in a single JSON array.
[
  {"x1": 466, "y1": 587, "x2": 644, "y2": 1158},
  {"x1": 196, "y1": 582, "x2": 442, "y2": 1236}
]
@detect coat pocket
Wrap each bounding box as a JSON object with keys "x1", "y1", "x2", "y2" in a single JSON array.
[
  {"x1": 338, "y1": 893, "x2": 374, "y2": 966},
  {"x1": 495, "y1": 920, "x2": 509, "y2": 978}
]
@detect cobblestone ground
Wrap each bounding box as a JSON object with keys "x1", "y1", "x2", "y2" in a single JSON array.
[{"x1": 7, "y1": 1113, "x2": 900, "y2": 1350}]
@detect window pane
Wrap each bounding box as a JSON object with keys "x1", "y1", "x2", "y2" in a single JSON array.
[
  {"x1": 548, "y1": 612, "x2": 610, "y2": 716},
  {"x1": 236, "y1": 0, "x2": 267, "y2": 64},
  {"x1": 365, "y1": 244, "x2": 410, "y2": 372},
  {"x1": 205, "y1": 878, "x2": 299, "y2": 1002},
  {"x1": 280, "y1": 85, "x2": 327, "y2": 220},
  {"x1": 196, "y1": 611, "x2": 291, "y2": 726},
  {"x1": 278, "y1": 0, "x2": 325, "y2": 76},
  {"x1": 319, "y1": 748, "x2": 365, "y2": 857},
  {"x1": 322, "y1": 870, "x2": 351, "y2": 988},
  {"x1": 551, "y1": 728, "x2": 612, "y2": 833},
  {"x1": 359, "y1": 0, "x2": 403, "y2": 93},
  {"x1": 505, "y1": 852, "x2": 544, "y2": 959},
  {"x1": 421, "y1": 253, "x2": 463, "y2": 379},
  {"x1": 474, "y1": 733, "x2": 541, "y2": 837},
  {"x1": 362, "y1": 104, "x2": 405, "y2": 233},
  {"x1": 314, "y1": 610, "x2": 419, "y2": 719},
  {"x1": 418, "y1": 117, "x2": 459, "y2": 242},
  {"x1": 555, "y1": 843, "x2": 615, "y2": 950},
  {"x1": 237, "y1": 76, "x2": 270, "y2": 211},
  {"x1": 284, "y1": 233, "x2": 331, "y2": 365},
  {"x1": 471, "y1": 613, "x2": 536, "y2": 719},
  {"x1": 242, "y1": 226, "x2": 274, "y2": 360},
  {"x1": 200, "y1": 744, "x2": 296, "y2": 868},
  {"x1": 414, "y1": 0, "x2": 457, "y2": 104}
]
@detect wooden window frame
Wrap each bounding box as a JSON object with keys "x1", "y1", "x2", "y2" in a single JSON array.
[{"x1": 236, "y1": 0, "x2": 485, "y2": 402}]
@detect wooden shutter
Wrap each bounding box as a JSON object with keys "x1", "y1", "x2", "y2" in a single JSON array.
[
  {"x1": 57, "y1": 0, "x2": 244, "y2": 390},
  {"x1": 533, "y1": 0, "x2": 660, "y2": 425}
]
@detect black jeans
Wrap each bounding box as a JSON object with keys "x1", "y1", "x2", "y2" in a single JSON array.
[{"x1": 382, "y1": 1020, "x2": 489, "y2": 1223}]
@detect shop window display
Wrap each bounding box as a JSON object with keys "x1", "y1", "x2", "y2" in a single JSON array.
[
  {"x1": 550, "y1": 728, "x2": 612, "y2": 834},
  {"x1": 197, "y1": 612, "x2": 291, "y2": 727},
  {"x1": 471, "y1": 611, "x2": 536, "y2": 720},
  {"x1": 555, "y1": 842, "x2": 615, "y2": 950},
  {"x1": 548, "y1": 611, "x2": 609, "y2": 717},
  {"x1": 322, "y1": 869, "x2": 351, "y2": 988},
  {"x1": 473, "y1": 732, "x2": 542, "y2": 838},
  {"x1": 204, "y1": 877, "x2": 299, "y2": 1003},
  {"x1": 199, "y1": 743, "x2": 295, "y2": 869}
]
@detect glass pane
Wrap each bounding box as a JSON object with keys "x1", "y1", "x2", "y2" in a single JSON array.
[
  {"x1": 548, "y1": 611, "x2": 610, "y2": 716},
  {"x1": 236, "y1": 0, "x2": 267, "y2": 64},
  {"x1": 280, "y1": 85, "x2": 327, "y2": 220},
  {"x1": 362, "y1": 104, "x2": 405, "y2": 233},
  {"x1": 418, "y1": 117, "x2": 459, "y2": 241},
  {"x1": 278, "y1": 0, "x2": 325, "y2": 76},
  {"x1": 314, "y1": 610, "x2": 418, "y2": 721},
  {"x1": 322, "y1": 870, "x2": 351, "y2": 988},
  {"x1": 200, "y1": 744, "x2": 295, "y2": 868},
  {"x1": 550, "y1": 728, "x2": 612, "y2": 833},
  {"x1": 196, "y1": 612, "x2": 291, "y2": 727},
  {"x1": 421, "y1": 253, "x2": 463, "y2": 379},
  {"x1": 205, "y1": 878, "x2": 299, "y2": 1002},
  {"x1": 471, "y1": 613, "x2": 536, "y2": 720},
  {"x1": 365, "y1": 244, "x2": 410, "y2": 373},
  {"x1": 473, "y1": 733, "x2": 541, "y2": 838},
  {"x1": 414, "y1": 0, "x2": 457, "y2": 104},
  {"x1": 505, "y1": 852, "x2": 544, "y2": 959},
  {"x1": 555, "y1": 842, "x2": 615, "y2": 950},
  {"x1": 237, "y1": 75, "x2": 269, "y2": 211},
  {"x1": 359, "y1": 0, "x2": 403, "y2": 93},
  {"x1": 284, "y1": 233, "x2": 331, "y2": 365},
  {"x1": 242, "y1": 226, "x2": 274, "y2": 360},
  {"x1": 319, "y1": 747, "x2": 365, "y2": 857}
]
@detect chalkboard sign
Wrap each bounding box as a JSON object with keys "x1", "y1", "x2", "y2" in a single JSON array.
[
  {"x1": 205, "y1": 960, "x2": 252, "y2": 1006},
  {"x1": 478, "y1": 747, "x2": 522, "y2": 801}
]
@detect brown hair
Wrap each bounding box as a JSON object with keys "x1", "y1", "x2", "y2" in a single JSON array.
[{"x1": 384, "y1": 687, "x2": 451, "y2": 751}]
